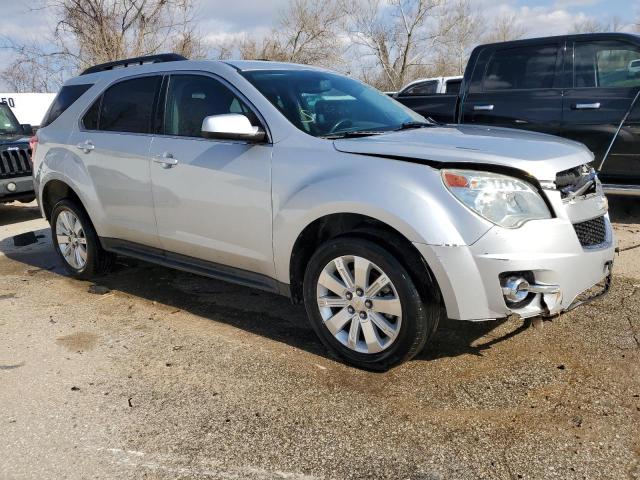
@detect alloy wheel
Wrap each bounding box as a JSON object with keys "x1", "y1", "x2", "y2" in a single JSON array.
[
  {"x1": 316, "y1": 255, "x2": 402, "y2": 354},
  {"x1": 55, "y1": 209, "x2": 88, "y2": 270}
]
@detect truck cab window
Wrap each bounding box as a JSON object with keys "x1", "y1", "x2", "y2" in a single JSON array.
[
  {"x1": 483, "y1": 45, "x2": 559, "y2": 91},
  {"x1": 445, "y1": 79, "x2": 462, "y2": 94},
  {"x1": 574, "y1": 41, "x2": 640, "y2": 88},
  {"x1": 402, "y1": 81, "x2": 438, "y2": 96}
]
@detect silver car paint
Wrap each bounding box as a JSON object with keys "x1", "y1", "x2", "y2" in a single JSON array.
[
  {"x1": 333, "y1": 124, "x2": 594, "y2": 181},
  {"x1": 33, "y1": 59, "x2": 615, "y2": 322},
  {"x1": 148, "y1": 135, "x2": 274, "y2": 277}
]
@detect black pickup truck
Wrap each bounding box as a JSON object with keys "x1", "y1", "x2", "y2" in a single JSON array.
[
  {"x1": 395, "y1": 33, "x2": 640, "y2": 195},
  {"x1": 0, "y1": 102, "x2": 34, "y2": 204}
]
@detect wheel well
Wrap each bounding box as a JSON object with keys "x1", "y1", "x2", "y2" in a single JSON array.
[
  {"x1": 42, "y1": 180, "x2": 83, "y2": 222},
  {"x1": 289, "y1": 213, "x2": 442, "y2": 306}
]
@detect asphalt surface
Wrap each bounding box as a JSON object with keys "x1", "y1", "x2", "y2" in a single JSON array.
[{"x1": 0, "y1": 199, "x2": 639, "y2": 480}]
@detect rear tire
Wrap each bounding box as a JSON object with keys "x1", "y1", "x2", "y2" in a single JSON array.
[
  {"x1": 303, "y1": 237, "x2": 440, "y2": 371},
  {"x1": 51, "y1": 199, "x2": 115, "y2": 279}
]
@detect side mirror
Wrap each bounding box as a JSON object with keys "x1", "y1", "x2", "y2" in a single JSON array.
[
  {"x1": 21, "y1": 124, "x2": 33, "y2": 136},
  {"x1": 201, "y1": 114, "x2": 266, "y2": 143}
]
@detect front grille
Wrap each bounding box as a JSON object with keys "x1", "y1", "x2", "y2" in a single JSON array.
[
  {"x1": 573, "y1": 216, "x2": 607, "y2": 248},
  {"x1": 0, "y1": 146, "x2": 32, "y2": 178}
]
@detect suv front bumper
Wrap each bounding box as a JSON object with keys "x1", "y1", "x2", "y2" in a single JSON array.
[
  {"x1": 0, "y1": 176, "x2": 34, "y2": 202},
  {"x1": 415, "y1": 216, "x2": 615, "y2": 321}
]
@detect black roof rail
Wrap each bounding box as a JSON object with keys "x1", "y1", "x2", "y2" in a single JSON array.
[{"x1": 80, "y1": 53, "x2": 188, "y2": 76}]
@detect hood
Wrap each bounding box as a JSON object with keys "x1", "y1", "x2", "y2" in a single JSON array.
[
  {"x1": 333, "y1": 124, "x2": 592, "y2": 181},
  {"x1": 0, "y1": 134, "x2": 30, "y2": 145}
]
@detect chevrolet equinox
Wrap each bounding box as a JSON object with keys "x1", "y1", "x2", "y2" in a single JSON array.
[{"x1": 32, "y1": 54, "x2": 615, "y2": 370}]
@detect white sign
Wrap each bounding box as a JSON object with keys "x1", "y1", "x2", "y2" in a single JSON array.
[{"x1": 0, "y1": 92, "x2": 56, "y2": 127}]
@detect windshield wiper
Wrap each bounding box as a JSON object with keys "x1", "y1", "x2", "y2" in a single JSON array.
[
  {"x1": 398, "y1": 120, "x2": 438, "y2": 130},
  {"x1": 321, "y1": 130, "x2": 388, "y2": 139}
]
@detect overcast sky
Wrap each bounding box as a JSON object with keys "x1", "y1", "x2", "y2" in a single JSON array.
[{"x1": 0, "y1": 0, "x2": 633, "y2": 91}]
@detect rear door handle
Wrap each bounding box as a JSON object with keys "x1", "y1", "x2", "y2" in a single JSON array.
[
  {"x1": 473, "y1": 104, "x2": 494, "y2": 111},
  {"x1": 76, "y1": 141, "x2": 95, "y2": 153},
  {"x1": 153, "y1": 152, "x2": 179, "y2": 168},
  {"x1": 573, "y1": 102, "x2": 601, "y2": 110}
]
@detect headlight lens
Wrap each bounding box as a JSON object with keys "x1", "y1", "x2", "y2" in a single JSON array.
[{"x1": 442, "y1": 169, "x2": 551, "y2": 228}]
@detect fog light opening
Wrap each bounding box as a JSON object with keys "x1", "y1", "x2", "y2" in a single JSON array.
[
  {"x1": 6, "y1": 182, "x2": 16, "y2": 192},
  {"x1": 500, "y1": 271, "x2": 536, "y2": 309}
]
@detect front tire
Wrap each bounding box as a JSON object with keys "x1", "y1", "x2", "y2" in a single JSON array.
[
  {"x1": 51, "y1": 199, "x2": 114, "y2": 279},
  {"x1": 303, "y1": 237, "x2": 440, "y2": 371}
]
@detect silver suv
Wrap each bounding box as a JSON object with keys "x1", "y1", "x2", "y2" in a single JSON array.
[{"x1": 32, "y1": 54, "x2": 615, "y2": 370}]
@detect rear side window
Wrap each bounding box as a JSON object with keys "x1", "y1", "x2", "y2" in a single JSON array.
[
  {"x1": 574, "y1": 40, "x2": 640, "y2": 88},
  {"x1": 445, "y1": 79, "x2": 462, "y2": 94},
  {"x1": 483, "y1": 45, "x2": 559, "y2": 91},
  {"x1": 91, "y1": 76, "x2": 162, "y2": 134},
  {"x1": 401, "y1": 80, "x2": 438, "y2": 96},
  {"x1": 41, "y1": 84, "x2": 93, "y2": 127}
]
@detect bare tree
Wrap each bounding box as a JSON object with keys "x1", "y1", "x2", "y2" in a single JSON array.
[
  {"x1": 0, "y1": 41, "x2": 68, "y2": 92},
  {"x1": 571, "y1": 16, "x2": 625, "y2": 34},
  {"x1": 277, "y1": 0, "x2": 346, "y2": 65},
  {"x1": 484, "y1": 11, "x2": 527, "y2": 43},
  {"x1": 212, "y1": 0, "x2": 346, "y2": 68},
  {"x1": 434, "y1": 0, "x2": 484, "y2": 76},
  {"x1": 2, "y1": 0, "x2": 205, "y2": 92},
  {"x1": 347, "y1": 0, "x2": 447, "y2": 91}
]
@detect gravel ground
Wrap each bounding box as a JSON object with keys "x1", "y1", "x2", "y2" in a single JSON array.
[{"x1": 0, "y1": 199, "x2": 639, "y2": 480}]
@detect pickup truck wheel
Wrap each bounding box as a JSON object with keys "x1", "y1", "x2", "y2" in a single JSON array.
[
  {"x1": 303, "y1": 237, "x2": 438, "y2": 371},
  {"x1": 51, "y1": 199, "x2": 114, "y2": 279}
]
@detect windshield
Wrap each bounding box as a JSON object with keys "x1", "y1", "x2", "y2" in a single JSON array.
[
  {"x1": 241, "y1": 69, "x2": 425, "y2": 138},
  {"x1": 0, "y1": 103, "x2": 21, "y2": 135}
]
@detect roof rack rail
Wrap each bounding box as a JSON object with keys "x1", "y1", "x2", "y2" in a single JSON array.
[{"x1": 80, "y1": 53, "x2": 187, "y2": 76}]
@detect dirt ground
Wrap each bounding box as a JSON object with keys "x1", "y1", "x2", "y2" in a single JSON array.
[{"x1": 1, "y1": 198, "x2": 639, "y2": 480}]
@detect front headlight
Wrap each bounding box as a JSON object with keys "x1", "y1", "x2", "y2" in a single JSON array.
[{"x1": 442, "y1": 169, "x2": 551, "y2": 228}]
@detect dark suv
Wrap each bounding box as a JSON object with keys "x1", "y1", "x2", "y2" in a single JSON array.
[
  {"x1": 395, "y1": 33, "x2": 640, "y2": 195},
  {"x1": 0, "y1": 102, "x2": 34, "y2": 203}
]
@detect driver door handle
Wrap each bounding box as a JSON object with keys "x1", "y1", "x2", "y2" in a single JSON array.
[
  {"x1": 573, "y1": 102, "x2": 601, "y2": 110},
  {"x1": 153, "y1": 152, "x2": 179, "y2": 168},
  {"x1": 76, "y1": 140, "x2": 95, "y2": 153},
  {"x1": 474, "y1": 104, "x2": 494, "y2": 111}
]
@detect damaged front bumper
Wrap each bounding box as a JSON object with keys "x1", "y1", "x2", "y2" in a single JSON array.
[{"x1": 414, "y1": 216, "x2": 615, "y2": 321}]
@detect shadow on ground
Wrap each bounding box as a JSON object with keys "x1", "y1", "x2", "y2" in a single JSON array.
[
  {"x1": 0, "y1": 202, "x2": 41, "y2": 227},
  {"x1": 608, "y1": 196, "x2": 640, "y2": 225},
  {"x1": 0, "y1": 227, "x2": 528, "y2": 368}
]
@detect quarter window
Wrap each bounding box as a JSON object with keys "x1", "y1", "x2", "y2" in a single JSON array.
[
  {"x1": 95, "y1": 76, "x2": 162, "y2": 133},
  {"x1": 483, "y1": 45, "x2": 559, "y2": 91},
  {"x1": 574, "y1": 41, "x2": 640, "y2": 88},
  {"x1": 164, "y1": 75, "x2": 255, "y2": 138},
  {"x1": 42, "y1": 84, "x2": 93, "y2": 127}
]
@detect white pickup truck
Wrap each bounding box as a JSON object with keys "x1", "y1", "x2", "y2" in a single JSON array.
[{"x1": 395, "y1": 76, "x2": 463, "y2": 97}]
